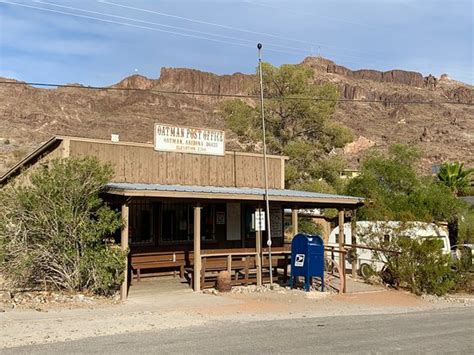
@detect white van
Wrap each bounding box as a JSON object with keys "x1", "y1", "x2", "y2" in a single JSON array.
[{"x1": 328, "y1": 221, "x2": 451, "y2": 277}]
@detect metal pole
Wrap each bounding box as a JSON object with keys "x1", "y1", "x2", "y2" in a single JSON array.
[{"x1": 257, "y1": 43, "x2": 273, "y2": 286}]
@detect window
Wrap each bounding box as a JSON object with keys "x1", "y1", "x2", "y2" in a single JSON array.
[
  {"x1": 162, "y1": 203, "x2": 191, "y2": 242},
  {"x1": 160, "y1": 202, "x2": 219, "y2": 243},
  {"x1": 129, "y1": 201, "x2": 154, "y2": 246},
  {"x1": 201, "y1": 205, "x2": 217, "y2": 241},
  {"x1": 420, "y1": 237, "x2": 446, "y2": 250},
  {"x1": 243, "y1": 206, "x2": 256, "y2": 240}
]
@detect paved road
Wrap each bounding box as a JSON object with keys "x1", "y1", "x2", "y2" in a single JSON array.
[{"x1": 4, "y1": 307, "x2": 473, "y2": 354}]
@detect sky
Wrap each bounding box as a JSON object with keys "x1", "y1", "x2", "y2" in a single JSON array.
[{"x1": 0, "y1": 0, "x2": 473, "y2": 86}]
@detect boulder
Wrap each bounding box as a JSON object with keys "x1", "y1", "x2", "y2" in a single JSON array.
[{"x1": 216, "y1": 271, "x2": 232, "y2": 292}]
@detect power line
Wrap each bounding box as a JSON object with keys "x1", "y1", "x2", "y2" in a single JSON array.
[
  {"x1": 0, "y1": 1, "x2": 301, "y2": 56},
  {"x1": 0, "y1": 80, "x2": 471, "y2": 106},
  {"x1": 100, "y1": 0, "x2": 317, "y2": 45},
  {"x1": 32, "y1": 0, "x2": 390, "y2": 65},
  {"x1": 99, "y1": 0, "x2": 384, "y2": 60},
  {"x1": 34, "y1": 0, "x2": 310, "y2": 56},
  {"x1": 3, "y1": 1, "x2": 470, "y2": 81},
  {"x1": 4, "y1": 1, "x2": 423, "y2": 70}
]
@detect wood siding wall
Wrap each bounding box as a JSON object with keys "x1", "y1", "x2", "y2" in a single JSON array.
[{"x1": 69, "y1": 140, "x2": 285, "y2": 189}]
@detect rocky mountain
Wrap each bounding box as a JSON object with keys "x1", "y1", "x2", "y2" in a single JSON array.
[{"x1": 0, "y1": 57, "x2": 472, "y2": 175}]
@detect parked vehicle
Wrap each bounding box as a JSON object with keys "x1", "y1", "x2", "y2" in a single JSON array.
[{"x1": 328, "y1": 221, "x2": 451, "y2": 278}]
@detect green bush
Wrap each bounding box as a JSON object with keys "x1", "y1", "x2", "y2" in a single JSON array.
[
  {"x1": 0, "y1": 157, "x2": 126, "y2": 295},
  {"x1": 381, "y1": 236, "x2": 455, "y2": 296}
]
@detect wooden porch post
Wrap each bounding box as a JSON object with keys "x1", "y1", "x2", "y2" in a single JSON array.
[
  {"x1": 255, "y1": 208, "x2": 262, "y2": 287},
  {"x1": 351, "y1": 210, "x2": 358, "y2": 278},
  {"x1": 193, "y1": 206, "x2": 202, "y2": 292},
  {"x1": 120, "y1": 203, "x2": 129, "y2": 301},
  {"x1": 338, "y1": 209, "x2": 346, "y2": 293},
  {"x1": 291, "y1": 208, "x2": 298, "y2": 236}
]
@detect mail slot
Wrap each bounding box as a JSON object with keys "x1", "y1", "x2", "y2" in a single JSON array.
[{"x1": 290, "y1": 233, "x2": 325, "y2": 291}]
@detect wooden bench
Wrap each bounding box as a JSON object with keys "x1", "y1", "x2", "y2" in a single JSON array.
[{"x1": 131, "y1": 251, "x2": 186, "y2": 282}]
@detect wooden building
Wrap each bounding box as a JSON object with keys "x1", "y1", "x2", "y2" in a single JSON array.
[{"x1": 1, "y1": 135, "x2": 364, "y2": 297}]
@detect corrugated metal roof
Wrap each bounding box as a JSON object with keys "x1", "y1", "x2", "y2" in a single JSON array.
[{"x1": 106, "y1": 182, "x2": 364, "y2": 202}]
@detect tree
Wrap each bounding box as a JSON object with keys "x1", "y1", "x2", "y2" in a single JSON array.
[
  {"x1": 346, "y1": 144, "x2": 463, "y2": 223},
  {"x1": 0, "y1": 157, "x2": 125, "y2": 295},
  {"x1": 220, "y1": 62, "x2": 353, "y2": 188}
]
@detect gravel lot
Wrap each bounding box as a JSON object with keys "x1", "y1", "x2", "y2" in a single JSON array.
[{"x1": 1, "y1": 278, "x2": 472, "y2": 349}]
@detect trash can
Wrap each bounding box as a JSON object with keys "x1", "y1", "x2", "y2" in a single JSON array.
[{"x1": 290, "y1": 233, "x2": 325, "y2": 291}]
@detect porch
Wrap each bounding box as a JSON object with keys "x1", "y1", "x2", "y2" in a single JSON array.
[
  {"x1": 105, "y1": 182, "x2": 364, "y2": 298},
  {"x1": 130, "y1": 247, "x2": 292, "y2": 288}
]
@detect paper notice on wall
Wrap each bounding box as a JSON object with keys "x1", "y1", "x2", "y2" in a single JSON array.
[
  {"x1": 216, "y1": 211, "x2": 225, "y2": 225},
  {"x1": 226, "y1": 203, "x2": 241, "y2": 241}
]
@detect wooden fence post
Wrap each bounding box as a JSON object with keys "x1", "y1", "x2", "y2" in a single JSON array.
[
  {"x1": 256, "y1": 208, "x2": 262, "y2": 287},
  {"x1": 121, "y1": 203, "x2": 129, "y2": 301},
  {"x1": 338, "y1": 209, "x2": 346, "y2": 293},
  {"x1": 351, "y1": 210, "x2": 357, "y2": 278},
  {"x1": 193, "y1": 206, "x2": 202, "y2": 291},
  {"x1": 291, "y1": 209, "x2": 298, "y2": 236}
]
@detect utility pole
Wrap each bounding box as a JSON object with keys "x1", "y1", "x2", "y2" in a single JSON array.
[{"x1": 257, "y1": 43, "x2": 273, "y2": 286}]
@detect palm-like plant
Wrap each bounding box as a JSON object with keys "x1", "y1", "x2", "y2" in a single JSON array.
[
  {"x1": 438, "y1": 162, "x2": 473, "y2": 245},
  {"x1": 437, "y1": 162, "x2": 474, "y2": 197}
]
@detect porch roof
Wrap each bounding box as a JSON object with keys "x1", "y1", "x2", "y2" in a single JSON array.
[{"x1": 105, "y1": 182, "x2": 364, "y2": 208}]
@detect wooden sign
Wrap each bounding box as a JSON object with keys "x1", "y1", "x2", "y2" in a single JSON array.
[{"x1": 154, "y1": 123, "x2": 225, "y2": 156}]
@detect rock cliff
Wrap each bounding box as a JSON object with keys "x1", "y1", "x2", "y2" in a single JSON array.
[{"x1": 0, "y1": 57, "x2": 472, "y2": 175}]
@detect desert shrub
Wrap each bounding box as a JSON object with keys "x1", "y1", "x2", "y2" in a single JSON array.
[
  {"x1": 358, "y1": 222, "x2": 459, "y2": 296},
  {"x1": 386, "y1": 237, "x2": 455, "y2": 296},
  {"x1": 0, "y1": 157, "x2": 126, "y2": 295}
]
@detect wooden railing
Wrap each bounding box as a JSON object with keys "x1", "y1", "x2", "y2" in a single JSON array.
[
  {"x1": 200, "y1": 247, "x2": 348, "y2": 292},
  {"x1": 342, "y1": 243, "x2": 401, "y2": 254},
  {"x1": 131, "y1": 246, "x2": 349, "y2": 292}
]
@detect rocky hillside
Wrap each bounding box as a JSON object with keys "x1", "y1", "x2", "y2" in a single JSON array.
[{"x1": 0, "y1": 57, "x2": 472, "y2": 175}]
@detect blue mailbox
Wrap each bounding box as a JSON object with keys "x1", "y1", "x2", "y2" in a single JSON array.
[{"x1": 290, "y1": 233, "x2": 325, "y2": 291}]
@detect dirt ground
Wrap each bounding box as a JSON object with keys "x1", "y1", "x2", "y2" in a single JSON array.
[{"x1": 1, "y1": 277, "x2": 472, "y2": 349}]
